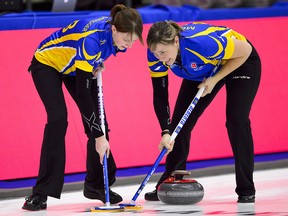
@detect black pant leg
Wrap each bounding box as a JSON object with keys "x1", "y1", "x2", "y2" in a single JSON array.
[
  {"x1": 63, "y1": 76, "x2": 116, "y2": 190},
  {"x1": 225, "y1": 46, "x2": 261, "y2": 196},
  {"x1": 31, "y1": 63, "x2": 68, "y2": 199}
]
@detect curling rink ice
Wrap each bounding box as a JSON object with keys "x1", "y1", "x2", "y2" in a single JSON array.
[{"x1": 0, "y1": 168, "x2": 287, "y2": 216}]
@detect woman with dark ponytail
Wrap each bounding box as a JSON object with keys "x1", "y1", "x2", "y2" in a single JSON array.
[
  {"x1": 22, "y1": 4, "x2": 143, "y2": 211},
  {"x1": 145, "y1": 20, "x2": 261, "y2": 204}
]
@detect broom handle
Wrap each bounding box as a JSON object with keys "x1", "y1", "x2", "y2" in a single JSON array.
[
  {"x1": 97, "y1": 71, "x2": 110, "y2": 206},
  {"x1": 130, "y1": 86, "x2": 205, "y2": 204}
]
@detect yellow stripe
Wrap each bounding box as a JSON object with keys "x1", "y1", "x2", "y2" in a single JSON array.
[
  {"x1": 148, "y1": 60, "x2": 160, "y2": 67},
  {"x1": 82, "y1": 38, "x2": 101, "y2": 60},
  {"x1": 207, "y1": 35, "x2": 223, "y2": 58},
  {"x1": 38, "y1": 29, "x2": 102, "y2": 51},
  {"x1": 185, "y1": 26, "x2": 246, "y2": 61},
  {"x1": 222, "y1": 29, "x2": 247, "y2": 41},
  {"x1": 35, "y1": 46, "x2": 77, "y2": 72},
  {"x1": 75, "y1": 60, "x2": 94, "y2": 72},
  {"x1": 185, "y1": 27, "x2": 224, "y2": 59},
  {"x1": 223, "y1": 37, "x2": 234, "y2": 59},
  {"x1": 221, "y1": 29, "x2": 246, "y2": 59},
  {"x1": 185, "y1": 26, "x2": 222, "y2": 39},
  {"x1": 185, "y1": 47, "x2": 218, "y2": 65},
  {"x1": 62, "y1": 66, "x2": 76, "y2": 75},
  {"x1": 150, "y1": 70, "x2": 168, "y2": 78}
]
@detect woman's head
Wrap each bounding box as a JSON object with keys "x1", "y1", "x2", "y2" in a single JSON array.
[
  {"x1": 110, "y1": 4, "x2": 143, "y2": 50},
  {"x1": 147, "y1": 21, "x2": 182, "y2": 65}
]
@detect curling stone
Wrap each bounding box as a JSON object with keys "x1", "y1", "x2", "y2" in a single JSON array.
[{"x1": 157, "y1": 170, "x2": 204, "y2": 205}]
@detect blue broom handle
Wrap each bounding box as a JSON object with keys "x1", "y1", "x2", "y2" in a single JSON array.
[
  {"x1": 97, "y1": 71, "x2": 110, "y2": 206},
  {"x1": 130, "y1": 147, "x2": 167, "y2": 203},
  {"x1": 130, "y1": 61, "x2": 221, "y2": 203},
  {"x1": 103, "y1": 153, "x2": 110, "y2": 205},
  {"x1": 130, "y1": 86, "x2": 205, "y2": 203}
]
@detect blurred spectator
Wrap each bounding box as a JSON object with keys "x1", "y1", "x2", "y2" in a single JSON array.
[
  {"x1": 22, "y1": 0, "x2": 281, "y2": 11},
  {"x1": 76, "y1": 0, "x2": 124, "y2": 10},
  {"x1": 242, "y1": 0, "x2": 277, "y2": 7},
  {"x1": 23, "y1": 0, "x2": 145, "y2": 11},
  {"x1": 148, "y1": 0, "x2": 278, "y2": 8},
  {"x1": 149, "y1": 0, "x2": 182, "y2": 6},
  {"x1": 24, "y1": 0, "x2": 52, "y2": 11}
]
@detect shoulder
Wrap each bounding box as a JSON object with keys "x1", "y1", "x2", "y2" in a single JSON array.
[{"x1": 181, "y1": 22, "x2": 211, "y2": 33}]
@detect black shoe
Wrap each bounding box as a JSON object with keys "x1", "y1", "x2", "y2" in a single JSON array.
[
  {"x1": 22, "y1": 194, "x2": 47, "y2": 211},
  {"x1": 144, "y1": 189, "x2": 159, "y2": 201},
  {"x1": 84, "y1": 188, "x2": 123, "y2": 204},
  {"x1": 237, "y1": 195, "x2": 255, "y2": 203}
]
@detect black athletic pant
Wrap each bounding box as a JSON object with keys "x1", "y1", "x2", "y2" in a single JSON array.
[
  {"x1": 30, "y1": 60, "x2": 116, "y2": 199},
  {"x1": 156, "y1": 44, "x2": 261, "y2": 197}
]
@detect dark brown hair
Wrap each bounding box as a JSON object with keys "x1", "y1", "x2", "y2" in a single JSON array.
[
  {"x1": 147, "y1": 20, "x2": 183, "y2": 51},
  {"x1": 109, "y1": 4, "x2": 144, "y2": 45}
]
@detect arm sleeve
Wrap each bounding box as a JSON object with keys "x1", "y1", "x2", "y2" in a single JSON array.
[
  {"x1": 152, "y1": 75, "x2": 171, "y2": 131},
  {"x1": 148, "y1": 49, "x2": 169, "y2": 78},
  {"x1": 76, "y1": 68, "x2": 104, "y2": 138}
]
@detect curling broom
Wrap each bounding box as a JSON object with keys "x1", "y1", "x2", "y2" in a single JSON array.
[
  {"x1": 119, "y1": 86, "x2": 205, "y2": 210},
  {"x1": 120, "y1": 61, "x2": 221, "y2": 210},
  {"x1": 89, "y1": 71, "x2": 125, "y2": 212}
]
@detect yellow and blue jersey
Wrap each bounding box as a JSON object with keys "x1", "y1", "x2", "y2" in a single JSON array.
[
  {"x1": 35, "y1": 16, "x2": 125, "y2": 76},
  {"x1": 148, "y1": 22, "x2": 247, "y2": 81}
]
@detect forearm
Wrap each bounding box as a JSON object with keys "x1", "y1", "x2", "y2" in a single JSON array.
[
  {"x1": 213, "y1": 57, "x2": 246, "y2": 82},
  {"x1": 76, "y1": 68, "x2": 104, "y2": 138},
  {"x1": 152, "y1": 76, "x2": 171, "y2": 131}
]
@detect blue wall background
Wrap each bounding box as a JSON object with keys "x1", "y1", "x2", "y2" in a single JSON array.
[{"x1": 1, "y1": 2, "x2": 288, "y2": 30}]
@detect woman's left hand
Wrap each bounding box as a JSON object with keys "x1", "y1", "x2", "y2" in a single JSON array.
[{"x1": 198, "y1": 77, "x2": 218, "y2": 97}]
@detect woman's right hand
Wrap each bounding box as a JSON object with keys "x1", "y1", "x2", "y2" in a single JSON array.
[
  {"x1": 95, "y1": 135, "x2": 110, "y2": 164},
  {"x1": 158, "y1": 134, "x2": 174, "y2": 154},
  {"x1": 92, "y1": 63, "x2": 105, "y2": 78}
]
